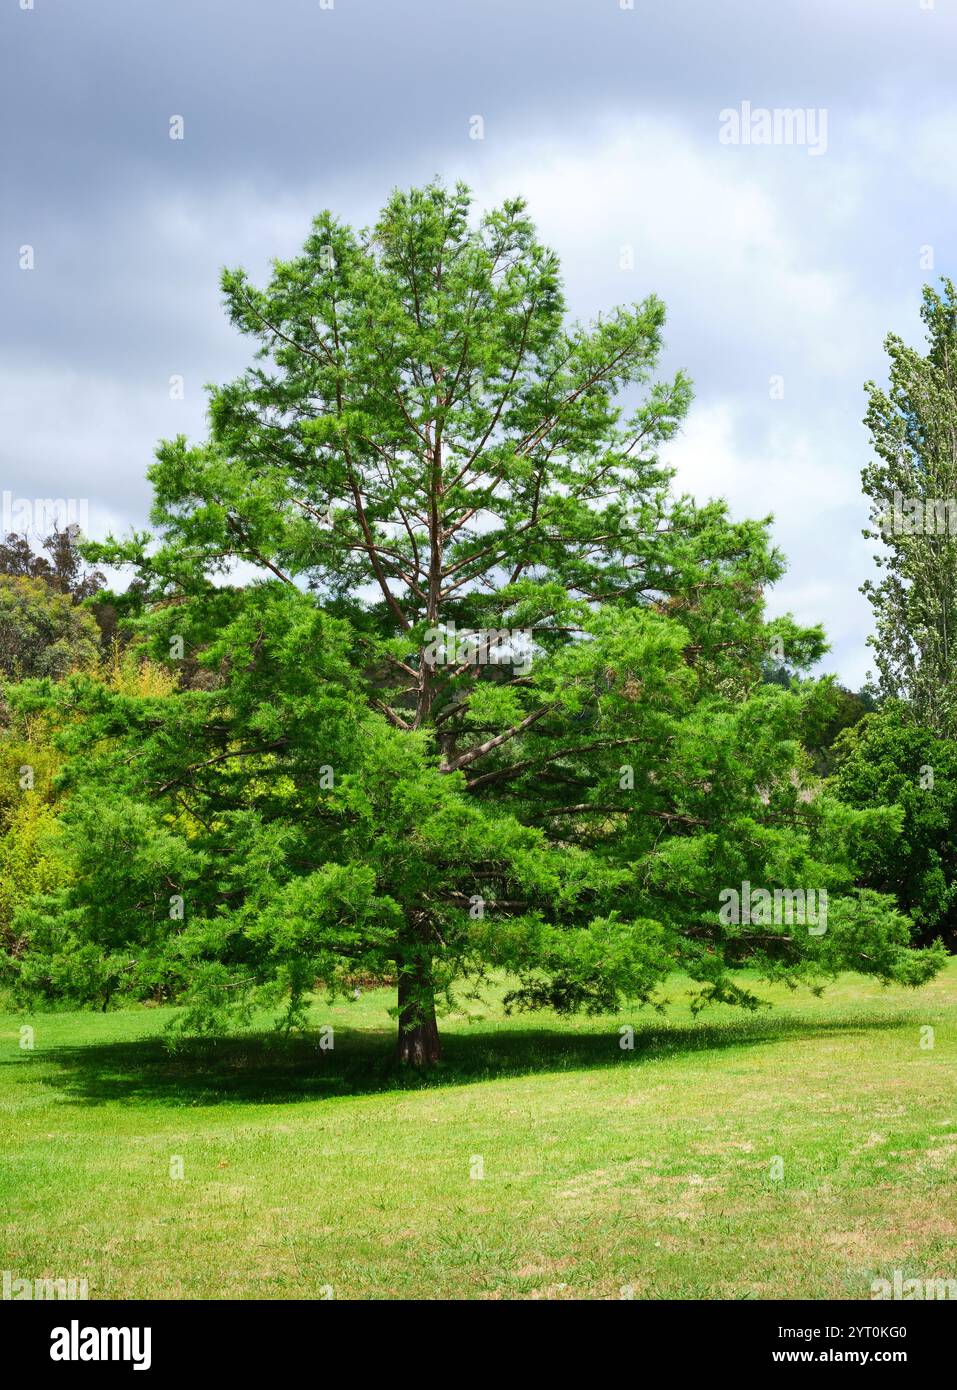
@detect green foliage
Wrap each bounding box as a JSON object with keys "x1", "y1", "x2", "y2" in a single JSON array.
[
  {"x1": 0, "y1": 702, "x2": 63, "y2": 969},
  {"x1": 0, "y1": 797, "x2": 60, "y2": 960},
  {"x1": 0, "y1": 575, "x2": 100, "y2": 680},
  {"x1": 830, "y1": 709, "x2": 957, "y2": 949}
]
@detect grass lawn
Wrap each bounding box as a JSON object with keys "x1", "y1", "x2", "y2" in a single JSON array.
[{"x1": 1, "y1": 963, "x2": 956, "y2": 1300}]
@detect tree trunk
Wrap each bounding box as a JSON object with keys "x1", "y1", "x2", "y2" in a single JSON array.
[{"x1": 396, "y1": 960, "x2": 442, "y2": 1066}]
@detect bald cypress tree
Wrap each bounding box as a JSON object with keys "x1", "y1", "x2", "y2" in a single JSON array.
[{"x1": 14, "y1": 183, "x2": 941, "y2": 1064}]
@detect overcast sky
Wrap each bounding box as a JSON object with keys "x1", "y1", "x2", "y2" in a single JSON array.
[{"x1": 3, "y1": 0, "x2": 955, "y2": 686}]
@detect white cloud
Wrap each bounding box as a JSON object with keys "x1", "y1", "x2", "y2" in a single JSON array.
[{"x1": 460, "y1": 116, "x2": 889, "y2": 682}]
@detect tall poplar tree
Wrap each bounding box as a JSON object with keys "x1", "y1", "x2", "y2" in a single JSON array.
[{"x1": 862, "y1": 279, "x2": 957, "y2": 735}]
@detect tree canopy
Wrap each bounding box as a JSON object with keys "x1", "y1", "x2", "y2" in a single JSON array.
[
  {"x1": 7, "y1": 183, "x2": 944, "y2": 1063},
  {"x1": 0, "y1": 575, "x2": 100, "y2": 682},
  {"x1": 830, "y1": 709, "x2": 957, "y2": 951}
]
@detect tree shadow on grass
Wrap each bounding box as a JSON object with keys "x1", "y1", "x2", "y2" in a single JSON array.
[{"x1": 20, "y1": 1006, "x2": 928, "y2": 1109}]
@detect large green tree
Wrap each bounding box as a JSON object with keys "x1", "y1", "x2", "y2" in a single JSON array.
[{"x1": 14, "y1": 183, "x2": 941, "y2": 1063}]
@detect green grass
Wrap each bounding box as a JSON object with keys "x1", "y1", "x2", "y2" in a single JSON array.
[{"x1": 2, "y1": 964, "x2": 956, "y2": 1300}]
